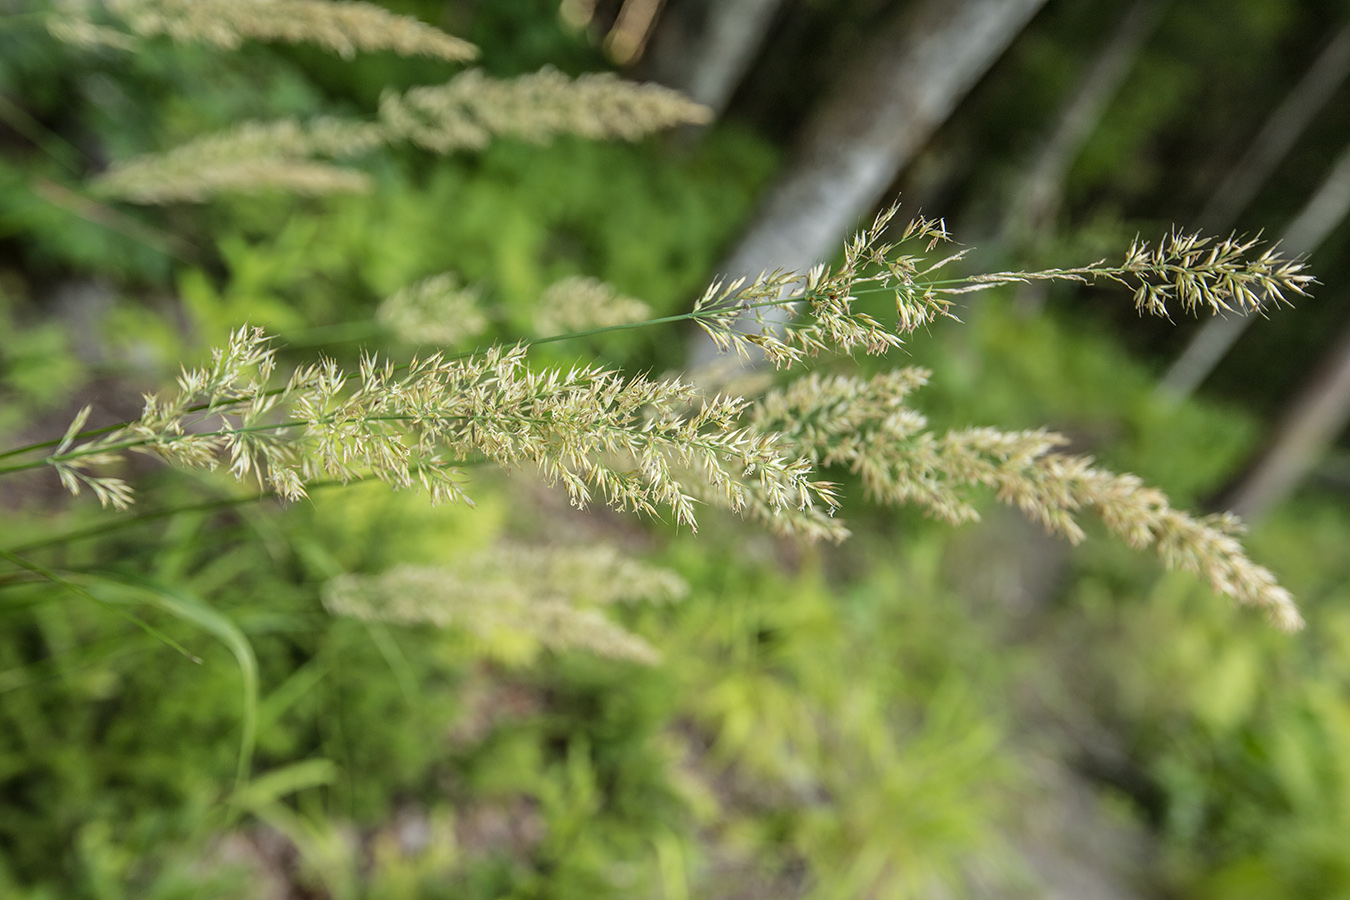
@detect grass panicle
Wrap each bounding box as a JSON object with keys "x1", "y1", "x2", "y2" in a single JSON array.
[
  {"x1": 377, "y1": 272, "x2": 488, "y2": 347},
  {"x1": 3, "y1": 208, "x2": 1310, "y2": 629},
  {"x1": 89, "y1": 70, "x2": 712, "y2": 203},
  {"x1": 52, "y1": 0, "x2": 478, "y2": 60},
  {"x1": 33, "y1": 327, "x2": 836, "y2": 535},
  {"x1": 534, "y1": 276, "x2": 652, "y2": 336},
  {"x1": 323, "y1": 543, "x2": 688, "y2": 665},
  {"x1": 694, "y1": 207, "x2": 1313, "y2": 370},
  {"x1": 751, "y1": 369, "x2": 1301, "y2": 630},
  {"x1": 379, "y1": 68, "x2": 712, "y2": 154}
]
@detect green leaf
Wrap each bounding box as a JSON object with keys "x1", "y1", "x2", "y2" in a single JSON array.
[
  {"x1": 84, "y1": 574, "x2": 259, "y2": 808},
  {"x1": 234, "y1": 758, "x2": 339, "y2": 814}
]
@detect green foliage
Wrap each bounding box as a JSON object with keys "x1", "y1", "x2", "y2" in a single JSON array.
[{"x1": 1044, "y1": 504, "x2": 1350, "y2": 900}]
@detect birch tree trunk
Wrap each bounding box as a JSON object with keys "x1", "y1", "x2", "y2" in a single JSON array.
[
  {"x1": 1001, "y1": 0, "x2": 1167, "y2": 242},
  {"x1": 690, "y1": 0, "x2": 1051, "y2": 370},
  {"x1": 638, "y1": 0, "x2": 786, "y2": 116},
  {"x1": 1213, "y1": 323, "x2": 1350, "y2": 521},
  {"x1": 998, "y1": 0, "x2": 1165, "y2": 313},
  {"x1": 1194, "y1": 18, "x2": 1350, "y2": 234}
]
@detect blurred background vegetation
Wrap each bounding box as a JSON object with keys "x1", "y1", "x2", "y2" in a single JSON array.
[{"x1": 2, "y1": 0, "x2": 1350, "y2": 897}]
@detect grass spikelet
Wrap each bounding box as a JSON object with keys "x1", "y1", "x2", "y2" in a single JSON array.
[
  {"x1": 323, "y1": 543, "x2": 685, "y2": 664},
  {"x1": 749, "y1": 370, "x2": 1302, "y2": 630},
  {"x1": 377, "y1": 272, "x2": 488, "y2": 346},
  {"x1": 98, "y1": 0, "x2": 478, "y2": 60},
  {"x1": 1119, "y1": 230, "x2": 1313, "y2": 319},
  {"x1": 534, "y1": 276, "x2": 652, "y2": 336},
  {"x1": 91, "y1": 118, "x2": 384, "y2": 203},
  {"x1": 379, "y1": 68, "x2": 712, "y2": 153}
]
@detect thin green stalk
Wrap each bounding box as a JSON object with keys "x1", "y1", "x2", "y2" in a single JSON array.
[
  {"x1": 522, "y1": 311, "x2": 698, "y2": 347},
  {"x1": 0, "y1": 421, "x2": 136, "y2": 463},
  {"x1": 32, "y1": 177, "x2": 200, "y2": 263},
  {"x1": 0, "y1": 547, "x2": 203, "y2": 663},
  {"x1": 6, "y1": 494, "x2": 290, "y2": 556},
  {"x1": 0, "y1": 94, "x2": 86, "y2": 177},
  {"x1": 0, "y1": 632, "x2": 158, "y2": 696},
  {"x1": 5, "y1": 460, "x2": 485, "y2": 556},
  {"x1": 0, "y1": 273, "x2": 939, "y2": 464},
  {"x1": 0, "y1": 11, "x2": 48, "y2": 24}
]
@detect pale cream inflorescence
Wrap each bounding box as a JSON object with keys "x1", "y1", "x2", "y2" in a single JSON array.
[
  {"x1": 377, "y1": 272, "x2": 489, "y2": 347},
  {"x1": 24, "y1": 0, "x2": 1309, "y2": 676},
  {"x1": 53, "y1": 0, "x2": 478, "y2": 60},
  {"x1": 89, "y1": 118, "x2": 386, "y2": 202},
  {"x1": 53, "y1": 0, "x2": 712, "y2": 204},
  {"x1": 50, "y1": 327, "x2": 834, "y2": 536},
  {"x1": 323, "y1": 543, "x2": 686, "y2": 665},
  {"x1": 750, "y1": 370, "x2": 1302, "y2": 631},
  {"x1": 88, "y1": 72, "x2": 712, "y2": 203},
  {"x1": 534, "y1": 276, "x2": 652, "y2": 336},
  {"x1": 37, "y1": 204, "x2": 1312, "y2": 631},
  {"x1": 694, "y1": 206, "x2": 1312, "y2": 372},
  {"x1": 378, "y1": 68, "x2": 713, "y2": 154},
  {"x1": 97, "y1": 157, "x2": 373, "y2": 204}
]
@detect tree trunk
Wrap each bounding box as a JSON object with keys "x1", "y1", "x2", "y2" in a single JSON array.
[
  {"x1": 637, "y1": 0, "x2": 786, "y2": 116},
  {"x1": 1001, "y1": 0, "x2": 1167, "y2": 243},
  {"x1": 690, "y1": 0, "x2": 1051, "y2": 370},
  {"x1": 1194, "y1": 18, "x2": 1350, "y2": 234},
  {"x1": 1213, "y1": 323, "x2": 1350, "y2": 522}
]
